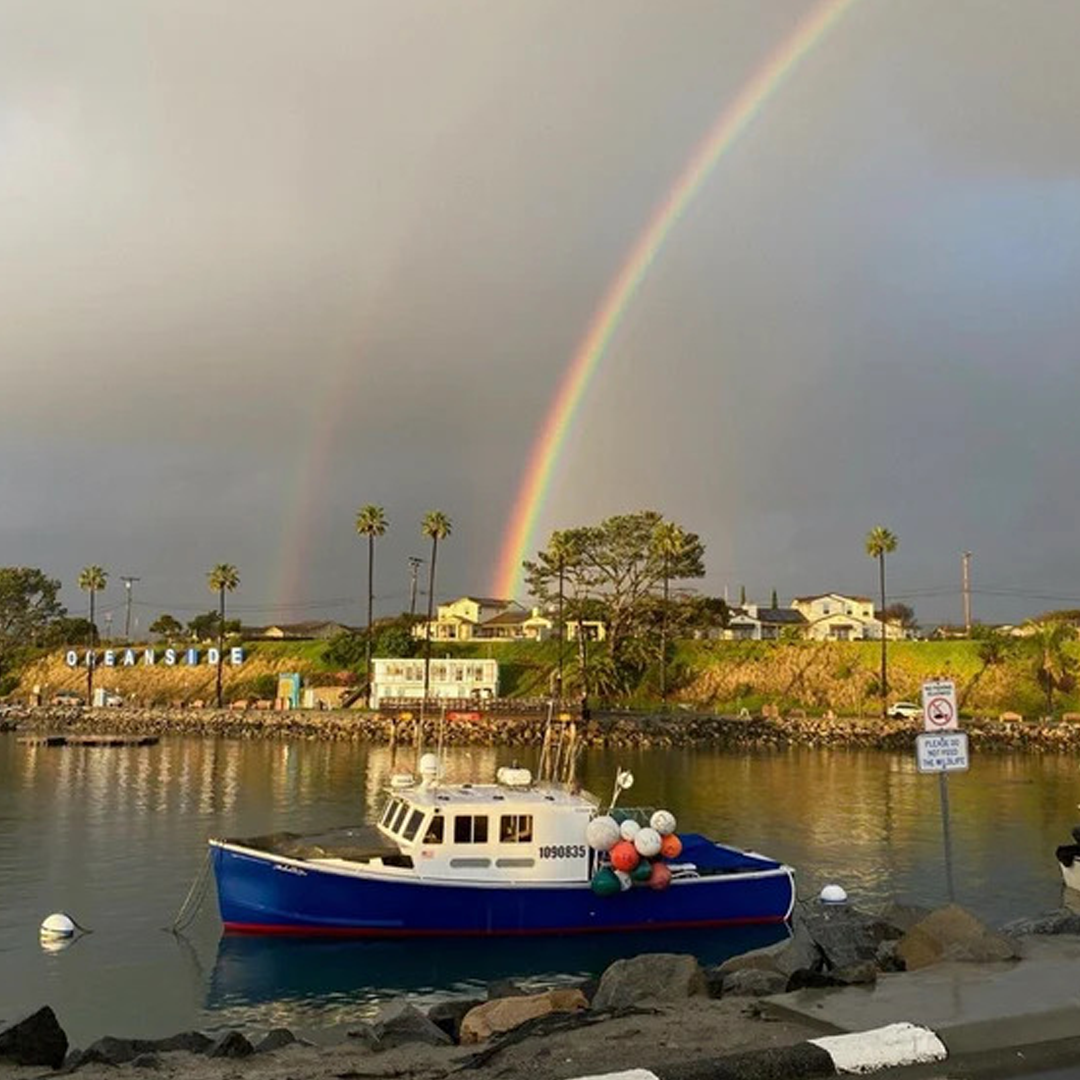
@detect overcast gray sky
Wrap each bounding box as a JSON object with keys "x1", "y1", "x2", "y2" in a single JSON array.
[{"x1": 3, "y1": 0, "x2": 1079, "y2": 630}]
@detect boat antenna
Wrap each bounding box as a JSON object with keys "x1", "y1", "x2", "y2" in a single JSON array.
[
  {"x1": 538, "y1": 700, "x2": 553, "y2": 782},
  {"x1": 435, "y1": 701, "x2": 446, "y2": 770}
]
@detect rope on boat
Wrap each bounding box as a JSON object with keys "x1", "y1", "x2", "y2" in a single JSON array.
[{"x1": 165, "y1": 849, "x2": 213, "y2": 934}]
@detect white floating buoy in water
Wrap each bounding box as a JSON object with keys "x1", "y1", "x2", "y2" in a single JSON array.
[
  {"x1": 40, "y1": 913, "x2": 76, "y2": 940},
  {"x1": 819, "y1": 884, "x2": 848, "y2": 905}
]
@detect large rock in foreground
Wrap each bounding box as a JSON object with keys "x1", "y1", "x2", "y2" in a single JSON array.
[
  {"x1": 592, "y1": 953, "x2": 707, "y2": 1011},
  {"x1": 352, "y1": 1000, "x2": 452, "y2": 1051},
  {"x1": 0, "y1": 1006, "x2": 68, "y2": 1068},
  {"x1": 718, "y1": 923, "x2": 821, "y2": 979},
  {"x1": 1002, "y1": 909, "x2": 1080, "y2": 937},
  {"x1": 459, "y1": 989, "x2": 587, "y2": 1044},
  {"x1": 897, "y1": 904, "x2": 1021, "y2": 971}
]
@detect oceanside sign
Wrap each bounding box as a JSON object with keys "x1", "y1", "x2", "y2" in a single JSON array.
[{"x1": 65, "y1": 647, "x2": 245, "y2": 669}]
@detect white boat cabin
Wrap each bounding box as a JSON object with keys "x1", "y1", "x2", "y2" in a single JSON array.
[{"x1": 376, "y1": 771, "x2": 597, "y2": 883}]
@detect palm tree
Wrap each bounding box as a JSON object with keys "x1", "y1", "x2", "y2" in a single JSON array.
[
  {"x1": 865, "y1": 526, "x2": 899, "y2": 720},
  {"x1": 78, "y1": 565, "x2": 108, "y2": 704},
  {"x1": 1030, "y1": 619, "x2": 1074, "y2": 717},
  {"x1": 653, "y1": 522, "x2": 687, "y2": 711},
  {"x1": 355, "y1": 504, "x2": 388, "y2": 707},
  {"x1": 548, "y1": 530, "x2": 576, "y2": 706},
  {"x1": 420, "y1": 511, "x2": 452, "y2": 707},
  {"x1": 207, "y1": 564, "x2": 240, "y2": 708}
]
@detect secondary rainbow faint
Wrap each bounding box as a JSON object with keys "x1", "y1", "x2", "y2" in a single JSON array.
[{"x1": 491, "y1": 0, "x2": 859, "y2": 600}]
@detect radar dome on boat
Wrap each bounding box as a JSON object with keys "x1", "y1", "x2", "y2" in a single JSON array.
[
  {"x1": 619, "y1": 819, "x2": 641, "y2": 841},
  {"x1": 650, "y1": 810, "x2": 677, "y2": 835},
  {"x1": 40, "y1": 913, "x2": 75, "y2": 940},
  {"x1": 419, "y1": 753, "x2": 440, "y2": 778},
  {"x1": 586, "y1": 816, "x2": 621, "y2": 852},
  {"x1": 496, "y1": 767, "x2": 533, "y2": 787},
  {"x1": 819, "y1": 884, "x2": 848, "y2": 905}
]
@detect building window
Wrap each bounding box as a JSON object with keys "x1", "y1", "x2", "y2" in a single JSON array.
[
  {"x1": 500, "y1": 815, "x2": 533, "y2": 843},
  {"x1": 423, "y1": 816, "x2": 444, "y2": 844},
  {"x1": 454, "y1": 815, "x2": 489, "y2": 844}
]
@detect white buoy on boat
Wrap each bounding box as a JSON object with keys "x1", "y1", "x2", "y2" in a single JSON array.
[
  {"x1": 633, "y1": 827, "x2": 662, "y2": 858},
  {"x1": 585, "y1": 816, "x2": 621, "y2": 852},
  {"x1": 819, "y1": 884, "x2": 848, "y2": 905},
  {"x1": 619, "y1": 819, "x2": 641, "y2": 841},
  {"x1": 40, "y1": 913, "x2": 76, "y2": 940}
]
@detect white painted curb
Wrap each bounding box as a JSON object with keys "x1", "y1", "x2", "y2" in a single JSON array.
[
  {"x1": 571, "y1": 1072, "x2": 659, "y2": 1080},
  {"x1": 810, "y1": 1022, "x2": 948, "y2": 1073}
]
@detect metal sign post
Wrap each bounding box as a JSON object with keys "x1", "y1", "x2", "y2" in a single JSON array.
[{"x1": 916, "y1": 730, "x2": 969, "y2": 904}]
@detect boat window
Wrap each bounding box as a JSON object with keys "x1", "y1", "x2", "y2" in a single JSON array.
[
  {"x1": 495, "y1": 857, "x2": 535, "y2": 868},
  {"x1": 402, "y1": 809, "x2": 424, "y2": 842},
  {"x1": 390, "y1": 801, "x2": 410, "y2": 833},
  {"x1": 379, "y1": 799, "x2": 396, "y2": 827},
  {"x1": 499, "y1": 815, "x2": 533, "y2": 843},
  {"x1": 453, "y1": 815, "x2": 489, "y2": 844},
  {"x1": 423, "y1": 816, "x2": 444, "y2": 844},
  {"x1": 449, "y1": 857, "x2": 491, "y2": 868}
]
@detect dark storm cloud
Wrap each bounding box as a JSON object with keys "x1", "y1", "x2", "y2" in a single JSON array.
[{"x1": 2, "y1": 0, "x2": 1080, "y2": 626}]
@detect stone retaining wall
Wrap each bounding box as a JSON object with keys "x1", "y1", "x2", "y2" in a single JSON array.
[{"x1": 7, "y1": 706, "x2": 1080, "y2": 751}]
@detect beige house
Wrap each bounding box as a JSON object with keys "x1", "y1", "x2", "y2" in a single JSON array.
[
  {"x1": 412, "y1": 597, "x2": 523, "y2": 642},
  {"x1": 791, "y1": 593, "x2": 908, "y2": 641},
  {"x1": 413, "y1": 596, "x2": 606, "y2": 643}
]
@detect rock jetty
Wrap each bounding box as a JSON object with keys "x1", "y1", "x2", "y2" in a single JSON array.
[{"x1": 9, "y1": 703, "x2": 1080, "y2": 751}]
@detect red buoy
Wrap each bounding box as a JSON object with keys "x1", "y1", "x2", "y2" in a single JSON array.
[{"x1": 648, "y1": 862, "x2": 672, "y2": 890}]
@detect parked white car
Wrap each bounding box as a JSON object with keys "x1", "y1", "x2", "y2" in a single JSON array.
[{"x1": 887, "y1": 701, "x2": 923, "y2": 720}]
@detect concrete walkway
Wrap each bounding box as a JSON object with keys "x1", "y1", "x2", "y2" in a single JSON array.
[{"x1": 767, "y1": 935, "x2": 1080, "y2": 1055}]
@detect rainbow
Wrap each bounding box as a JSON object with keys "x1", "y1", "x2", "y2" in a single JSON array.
[{"x1": 492, "y1": 0, "x2": 858, "y2": 600}]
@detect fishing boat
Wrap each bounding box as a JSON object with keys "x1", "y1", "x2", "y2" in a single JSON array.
[{"x1": 209, "y1": 728, "x2": 795, "y2": 937}]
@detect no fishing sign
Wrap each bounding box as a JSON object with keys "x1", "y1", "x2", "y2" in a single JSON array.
[{"x1": 921, "y1": 679, "x2": 958, "y2": 731}]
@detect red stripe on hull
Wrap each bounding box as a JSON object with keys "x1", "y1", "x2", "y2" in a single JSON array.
[{"x1": 222, "y1": 915, "x2": 787, "y2": 938}]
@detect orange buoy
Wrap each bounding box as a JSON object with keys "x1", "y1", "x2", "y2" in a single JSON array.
[
  {"x1": 609, "y1": 840, "x2": 640, "y2": 872},
  {"x1": 660, "y1": 833, "x2": 683, "y2": 860}
]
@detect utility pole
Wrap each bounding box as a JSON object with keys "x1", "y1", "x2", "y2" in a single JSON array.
[
  {"x1": 407, "y1": 557, "x2": 424, "y2": 616},
  {"x1": 121, "y1": 576, "x2": 141, "y2": 640},
  {"x1": 961, "y1": 552, "x2": 972, "y2": 636}
]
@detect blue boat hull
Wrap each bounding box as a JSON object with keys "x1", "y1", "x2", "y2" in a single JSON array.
[{"x1": 211, "y1": 843, "x2": 795, "y2": 937}]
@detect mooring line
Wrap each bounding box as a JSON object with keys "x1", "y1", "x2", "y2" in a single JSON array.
[{"x1": 165, "y1": 849, "x2": 213, "y2": 934}]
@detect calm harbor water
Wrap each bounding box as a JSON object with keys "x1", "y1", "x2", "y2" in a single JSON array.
[{"x1": 0, "y1": 732, "x2": 1075, "y2": 1045}]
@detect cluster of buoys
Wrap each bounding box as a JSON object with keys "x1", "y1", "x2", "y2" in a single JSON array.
[{"x1": 586, "y1": 810, "x2": 683, "y2": 896}]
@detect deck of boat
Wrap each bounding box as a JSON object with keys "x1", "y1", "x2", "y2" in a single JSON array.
[{"x1": 222, "y1": 825, "x2": 403, "y2": 863}]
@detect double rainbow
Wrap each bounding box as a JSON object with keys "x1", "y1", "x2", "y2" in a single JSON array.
[{"x1": 492, "y1": 0, "x2": 858, "y2": 599}]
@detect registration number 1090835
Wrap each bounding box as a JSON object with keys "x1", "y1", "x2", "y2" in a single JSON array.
[{"x1": 538, "y1": 844, "x2": 587, "y2": 859}]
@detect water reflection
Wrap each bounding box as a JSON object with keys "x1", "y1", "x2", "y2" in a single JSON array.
[
  {"x1": 206, "y1": 923, "x2": 788, "y2": 1029},
  {"x1": 2, "y1": 733, "x2": 1078, "y2": 1045}
]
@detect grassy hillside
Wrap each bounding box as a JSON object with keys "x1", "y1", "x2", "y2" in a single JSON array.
[
  {"x1": 15, "y1": 641, "x2": 349, "y2": 706},
  {"x1": 12, "y1": 636, "x2": 1075, "y2": 718}
]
